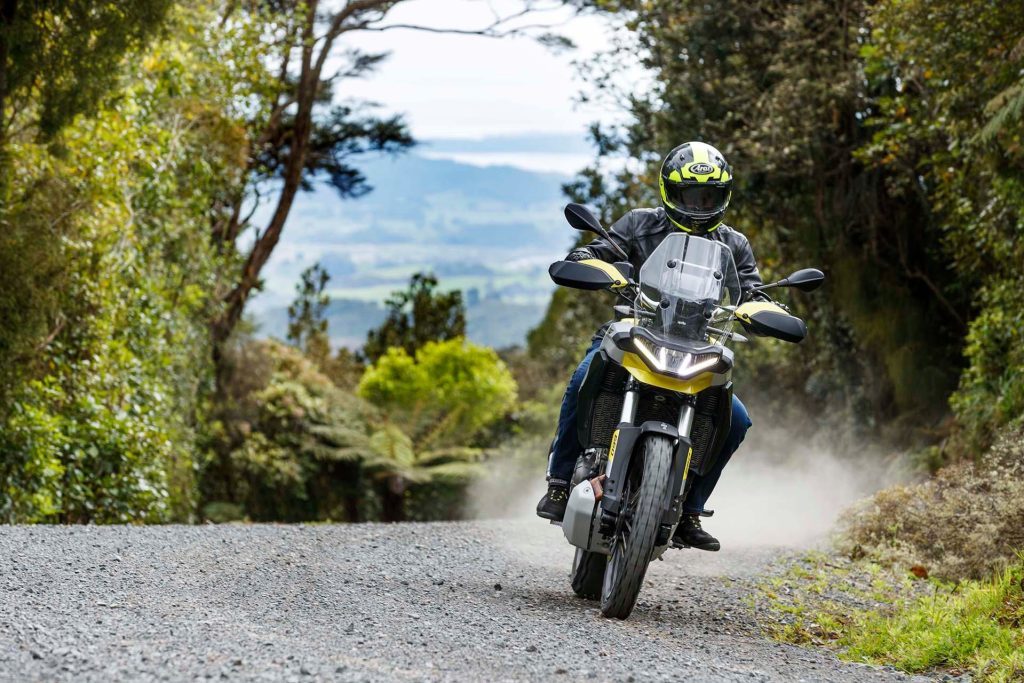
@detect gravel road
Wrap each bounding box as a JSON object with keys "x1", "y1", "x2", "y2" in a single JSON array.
[{"x1": 0, "y1": 522, "x2": 928, "y2": 682}]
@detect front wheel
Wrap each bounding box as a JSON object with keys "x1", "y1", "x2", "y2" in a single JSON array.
[
  {"x1": 570, "y1": 548, "x2": 606, "y2": 600},
  {"x1": 600, "y1": 434, "x2": 672, "y2": 619}
]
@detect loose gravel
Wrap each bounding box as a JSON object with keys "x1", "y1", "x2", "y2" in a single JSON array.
[{"x1": 0, "y1": 522, "x2": 930, "y2": 682}]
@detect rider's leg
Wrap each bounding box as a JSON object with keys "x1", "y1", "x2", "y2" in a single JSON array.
[
  {"x1": 673, "y1": 395, "x2": 752, "y2": 550},
  {"x1": 536, "y1": 336, "x2": 603, "y2": 521},
  {"x1": 685, "y1": 394, "x2": 752, "y2": 514}
]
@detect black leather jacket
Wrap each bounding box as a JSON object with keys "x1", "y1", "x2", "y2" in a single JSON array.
[{"x1": 568, "y1": 207, "x2": 763, "y2": 295}]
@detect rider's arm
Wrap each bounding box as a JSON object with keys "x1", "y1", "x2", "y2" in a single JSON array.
[
  {"x1": 734, "y1": 232, "x2": 767, "y2": 301},
  {"x1": 565, "y1": 211, "x2": 633, "y2": 263}
]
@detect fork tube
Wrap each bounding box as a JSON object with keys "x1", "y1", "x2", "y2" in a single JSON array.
[
  {"x1": 620, "y1": 378, "x2": 639, "y2": 424},
  {"x1": 677, "y1": 402, "x2": 696, "y2": 439}
]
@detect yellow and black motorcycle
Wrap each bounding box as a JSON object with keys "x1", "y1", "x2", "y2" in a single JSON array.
[{"x1": 549, "y1": 203, "x2": 824, "y2": 619}]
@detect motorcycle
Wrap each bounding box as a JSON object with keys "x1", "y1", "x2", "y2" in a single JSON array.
[{"x1": 548, "y1": 203, "x2": 824, "y2": 619}]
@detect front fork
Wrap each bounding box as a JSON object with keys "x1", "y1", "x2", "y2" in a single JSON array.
[
  {"x1": 675, "y1": 397, "x2": 696, "y2": 498},
  {"x1": 612, "y1": 379, "x2": 697, "y2": 517},
  {"x1": 619, "y1": 377, "x2": 639, "y2": 425},
  {"x1": 619, "y1": 378, "x2": 697, "y2": 443}
]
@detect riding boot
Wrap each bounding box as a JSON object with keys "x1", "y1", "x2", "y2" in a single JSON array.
[
  {"x1": 536, "y1": 482, "x2": 569, "y2": 521},
  {"x1": 672, "y1": 513, "x2": 721, "y2": 551}
]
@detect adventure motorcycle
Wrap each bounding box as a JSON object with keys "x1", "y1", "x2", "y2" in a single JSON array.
[{"x1": 549, "y1": 203, "x2": 824, "y2": 619}]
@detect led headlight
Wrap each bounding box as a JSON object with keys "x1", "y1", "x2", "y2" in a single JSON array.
[{"x1": 633, "y1": 336, "x2": 721, "y2": 379}]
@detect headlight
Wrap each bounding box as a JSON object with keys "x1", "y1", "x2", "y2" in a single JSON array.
[{"x1": 633, "y1": 336, "x2": 721, "y2": 379}]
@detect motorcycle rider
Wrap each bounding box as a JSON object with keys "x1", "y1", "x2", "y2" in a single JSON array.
[{"x1": 536, "y1": 141, "x2": 761, "y2": 551}]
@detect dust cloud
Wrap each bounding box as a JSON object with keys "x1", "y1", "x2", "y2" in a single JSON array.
[
  {"x1": 469, "y1": 403, "x2": 911, "y2": 550},
  {"x1": 703, "y1": 418, "x2": 906, "y2": 547}
]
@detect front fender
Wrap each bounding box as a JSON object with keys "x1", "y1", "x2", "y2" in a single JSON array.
[{"x1": 601, "y1": 421, "x2": 691, "y2": 529}]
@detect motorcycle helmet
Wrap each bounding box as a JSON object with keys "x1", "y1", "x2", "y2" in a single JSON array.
[{"x1": 659, "y1": 141, "x2": 733, "y2": 234}]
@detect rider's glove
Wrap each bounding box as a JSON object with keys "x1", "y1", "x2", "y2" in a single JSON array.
[{"x1": 566, "y1": 248, "x2": 595, "y2": 263}]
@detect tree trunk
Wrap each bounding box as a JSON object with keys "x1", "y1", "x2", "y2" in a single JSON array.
[
  {"x1": 210, "y1": 2, "x2": 320, "y2": 347},
  {"x1": 380, "y1": 476, "x2": 406, "y2": 522},
  {"x1": 345, "y1": 493, "x2": 361, "y2": 523}
]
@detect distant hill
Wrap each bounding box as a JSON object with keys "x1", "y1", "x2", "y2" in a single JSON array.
[
  {"x1": 257, "y1": 297, "x2": 542, "y2": 350},
  {"x1": 248, "y1": 142, "x2": 589, "y2": 349}
]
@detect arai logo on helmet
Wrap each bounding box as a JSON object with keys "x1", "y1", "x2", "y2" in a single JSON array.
[{"x1": 688, "y1": 162, "x2": 715, "y2": 175}]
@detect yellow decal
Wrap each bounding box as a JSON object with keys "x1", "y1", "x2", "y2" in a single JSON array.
[
  {"x1": 608, "y1": 429, "x2": 620, "y2": 463},
  {"x1": 579, "y1": 259, "x2": 627, "y2": 288},
  {"x1": 681, "y1": 162, "x2": 722, "y2": 182},
  {"x1": 682, "y1": 446, "x2": 693, "y2": 482},
  {"x1": 734, "y1": 301, "x2": 790, "y2": 323},
  {"x1": 691, "y1": 142, "x2": 711, "y2": 164},
  {"x1": 668, "y1": 169, "x2": 682, "y2": 182},
  {"x1": 621, "y1": 352, "x2": 716, "y2": 394}
]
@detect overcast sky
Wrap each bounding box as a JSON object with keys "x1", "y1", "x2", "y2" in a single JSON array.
[{"x1": 338, "y1": 1, "x2": 620, "y2": 140}]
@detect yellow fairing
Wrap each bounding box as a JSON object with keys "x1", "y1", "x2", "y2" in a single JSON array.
[
  {"x1": 734, "y1": 300, "x2": 790, "y2": 324},
  {"x1": 579, "y1": 259, "x2": 627, "y2": 288},
  {"x1": 621, "y1": 352, "x2": 714, "y2": 394}
]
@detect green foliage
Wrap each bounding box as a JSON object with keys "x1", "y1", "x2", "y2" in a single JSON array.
[
  {"x1": 566, "y1": 0, "x2": 1024, "y2": 454},
  {"x1": 760, "y1": 553, "x2": 1024, "y2": 682},
  {"x1": 0, "y1": 0, "x2": 173, "y2": 139},
  {"x1": 855, "y1": 0, "x2": 1024, "y2": 450},
  {"x1": 363, "y1": 273, "x2": 467, "y2": 363},
  {"x1": 350, "y1": 423, "x2": 483, "y2": 522},
  {"x1": 358, "y1": 337, "x2": 518, "y2": 449},
  {"x1": 287, "y1": 262, "x2": 332, "y2": 364},
  {"x1": 0, "y1": 3, "x2": 252, "y2": 522},
  {"x1": 206, "y1": 339, "x2": 374, "y2": 522},
  {"x1": 359, "y1": 425, "x2": 482, "y2": 485}
]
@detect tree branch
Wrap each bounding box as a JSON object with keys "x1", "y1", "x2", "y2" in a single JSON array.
[{"x1": 212, "y1": 0, "x2": 576, "y2": 344}]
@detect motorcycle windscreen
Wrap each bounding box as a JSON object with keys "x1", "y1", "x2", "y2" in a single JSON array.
[{"x1": 636, "y1": 233, "x2": 741, "y2": 343}]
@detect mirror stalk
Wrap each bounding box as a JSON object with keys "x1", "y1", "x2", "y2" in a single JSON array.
[{"x1": 592, "y1": 228, "x2": 630, "y2": 261}]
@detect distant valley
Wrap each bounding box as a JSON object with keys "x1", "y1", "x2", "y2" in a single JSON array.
[{"x1": 249, "y1": 134, "x2": 588, "y2": 349}]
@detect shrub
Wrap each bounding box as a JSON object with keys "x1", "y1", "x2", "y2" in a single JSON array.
[
  {"x1": 840, "y1": 427, "x2": 1024, "y2": 581},
  {"x1": 358, "y1": 337, "x2": 518, "y2": 448},
  {"x1": 204, "y1": 339, "x2": 375, "y2": 522}
]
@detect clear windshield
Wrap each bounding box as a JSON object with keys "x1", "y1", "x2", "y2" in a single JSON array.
[{"x1": 636, "y1": 233, "x2": 741, "y2": 345}]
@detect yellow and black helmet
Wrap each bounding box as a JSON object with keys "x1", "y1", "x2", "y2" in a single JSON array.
[{"x1": 659, "y1": 141, "x2": 733, "y2": 234}]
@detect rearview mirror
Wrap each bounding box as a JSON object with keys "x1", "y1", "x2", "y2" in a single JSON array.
[
  {"x1": 564, "y1": 203, "x2": 605, "y2": 235},
  {"x1": 563, "y1": 203, "x2": 631, "y2": 262},
  {"x1": 779, "y1": 268, "x2": 825, "y2": 292}
]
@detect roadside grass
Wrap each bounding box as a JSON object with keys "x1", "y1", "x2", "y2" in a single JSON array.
[{"x1": 756, "y1": 554, "x2": 1024, "y2": 682}]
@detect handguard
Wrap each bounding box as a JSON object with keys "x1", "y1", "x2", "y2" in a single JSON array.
[
  {"x1": 548, "y1": 259, "x2": 630, "y2": 291},
  {"x1": 579, "y1": 259, "x2": 629, "y2": 289},
  {"x1": 734, "y1": 301, "x2": 807, "y2": 343}
]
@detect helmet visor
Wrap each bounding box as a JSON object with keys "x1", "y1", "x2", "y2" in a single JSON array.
[{"x1": 665, "y1": 183, "x2": 730, "y2": 215}]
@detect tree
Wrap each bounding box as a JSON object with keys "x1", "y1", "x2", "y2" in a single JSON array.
[
  {"x1": 0, "y1": 0, "x2": 172, "y2": 146},
  {"x1": 206, "y1": 339, "x2": 373, "y2": 522},
  {"x1": 363, "y1": 273, "x2": 466, "y2": 362},
  {"x1": 208, "y1": 1, "x2": 567, "y2": 347},
  {"x1": 359, "y1": 337, "x2": 517, "y2": 445},
  {"x1": 856, "y1": 0, "x2": 1024, "y2": 450},
  {"x1": 356, "y1": 337, "x2": 517, "y2": 521},
  {"x1": 350, "y1": 423, "x2": 481, "y2": 522},
  {"x1": 0, "y1": 3, "x2": 252, "y2": 522},
  {"x1": 557, "y1": 0, "x2": 978, "y2": 437},
  {"x1": 287, "y1": 263, "x2": 332, "y2": 365}
]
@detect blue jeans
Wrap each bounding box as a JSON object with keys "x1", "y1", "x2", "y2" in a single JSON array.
[{"x1": 547, "y1": 336, "x2": 752, "y2": 514}]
